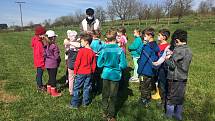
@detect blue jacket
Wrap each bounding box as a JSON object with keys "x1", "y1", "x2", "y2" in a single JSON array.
[
  {"x1": 128, "y1": 36, "x2": 142, "y2": 57},
  {"x1": 97, "y1": 44, "x2": 127, "y2": 81},
  {"x1": 137, "y1": 41, "x2": 160, "y2": 76}
]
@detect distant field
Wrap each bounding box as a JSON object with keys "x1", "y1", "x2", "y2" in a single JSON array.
[{"x1": 0, "y1": 16, "x2": 215, "y2": 121}]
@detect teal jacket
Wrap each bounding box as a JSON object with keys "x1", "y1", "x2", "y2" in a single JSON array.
[
  {"x1": 90, "y1": 39, "x2": 106, "y2": 55},
  {"x1": 128, "y1": 36, "x2": 142, "y2": 57},
  {"x1": 97, "y1": 44, "x2": 127, "y2": 81}
]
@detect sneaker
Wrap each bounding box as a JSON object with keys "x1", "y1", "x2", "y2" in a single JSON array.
[
  {"x1": 37, "y1": 86, "x2": 47, "y2": 92},
  {"x1": 107, "y1": 117, "x2": 116, "y2": 121},
  {"x1": 139, "y1": 98, "x2": 150, "y2": 107},
  {"x1": 129, "y1": 77, "x2": 139, "y2": 83},
  {"x1": 68, "y1": 104, "x2": 78, "y2": 109}
]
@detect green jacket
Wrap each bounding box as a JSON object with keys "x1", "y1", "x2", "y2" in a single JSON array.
[
  {"x1": 128, "y1": 36, "x2": 142, "y2": 57},
  {"x1": 97, "y1": 44, "x2": 127, "y2": 81}
]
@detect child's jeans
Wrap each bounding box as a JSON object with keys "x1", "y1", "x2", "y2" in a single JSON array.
[
  {"x1": 139, "y1": 75, "x2": 152, "y2": 100},
  {"x1": 36, "y1": 67, "x2": 43, "y2": 87},
  {"x1": 71, "y1": 74, "x2": 92, "y2": 107},
  {"x1": 158, "y1": 65, "x2": 168, "y2": 104},
  {"x1": 47, "y1": 68, "x2": 58, "y2": 87},
  {"x1": 133, "y1": 57, "x2": 139, "y2": 78},
  {"x1": 68, "y1": 69, "x2": 74, "y2": 95},
  {"x1": 167, "y1": 80, "x2": 187, "y2": 105},
  {"x1": 102, "y1": 80, "x2": 119, "y2": 118}
]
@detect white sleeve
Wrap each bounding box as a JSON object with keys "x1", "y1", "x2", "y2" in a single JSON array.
[{"x1": 153, "y1": 45, "x2": 170, "y2": 66}]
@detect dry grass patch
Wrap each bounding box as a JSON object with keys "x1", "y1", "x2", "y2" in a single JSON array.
[{"x1": 0, "y1": 80, "x2": 20, "y2": 103}]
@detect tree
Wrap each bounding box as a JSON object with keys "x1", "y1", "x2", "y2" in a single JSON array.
[
  {"x1": 164, "y1": 0, "x2": 174, "y2": 25},
  {"x1": 95, "y1": 6, "x2": 107, "y2": 24},
  {"x1": 27, "y1": 21, "x2": 34, "y2": 28},
  {"x1": 198, "y1": 0, "x2": 215, "y2": 15},
  {"x1": 74, "y1": 9, "x2": 85, "y2": 24},
  {"x1": 43, "y1": 19, "x2": 51, "y2": 28},
  {"x1": 152, "y1": 4, "x2": 164, "y2": 24},
  {"x1": 171, "y1": 0, "x2": 193, "y2": 23},
  {"x1": 136, "y1": 1, "x2": 146, "y2": 26},
  {"x1": 107, "y1": 7, "x2": 115, "y2": 26},
  {"x1": 107, "y1": 0, "x2": 139, "y2": 26}
]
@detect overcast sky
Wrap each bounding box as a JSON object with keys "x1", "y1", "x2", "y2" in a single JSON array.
[{"x1": 0, "y1": 0, "x2": 205, "y2": 26}]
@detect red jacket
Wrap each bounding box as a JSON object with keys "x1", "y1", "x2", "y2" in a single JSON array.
[
  {"x1": 74, "y1": 48, "x2": 96, "y2": 75},
  {"x1": 158, "y1": 43, "x2": 169, "y2": 57},
  {"x1": 31, "y1": 35, "x2": 45, "y2": 69}
]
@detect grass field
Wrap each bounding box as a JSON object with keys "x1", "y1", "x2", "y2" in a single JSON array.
[{"x1": 1, "y1": 17, "x2": 215, "y2": 121}]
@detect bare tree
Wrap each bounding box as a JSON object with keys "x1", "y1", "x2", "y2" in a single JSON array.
[
  {"x1": 107, "y1": 0, "x2": 139, "y2": 26},
  {"x1": 198, "y1": 0, "x2": 215, "y2": 15},
  {"x1": 28, "y1": 21, "x2": 34, "y2": 28},
  {"x1": 164, "y1": 0, "x2": 174, "y2": 25},
  {"x1": 171, "y1": 0, "x2": 193, "y2": 23},
  {"x1": 107, "y1": 7, "x2": 115, "y2": 26},
  {"x1": 152, "y1": 4, "x2": 164, "y2": 24},
  {"x1": 43, "y1": 19, "x2": 51, "y2": 28},
  {"x1": 74, "y1": 9, "x2": 85, "y2": 24},
  {"x1": 136, "y1": 2, "x2": 146, "y2": 26},
  {"x1": 95, "y1": 6, "x2": 107, "y2": 24}
]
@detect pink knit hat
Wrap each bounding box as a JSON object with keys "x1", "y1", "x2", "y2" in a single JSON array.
[
  {"x1": 35, "y1": 25, "x2": 46, "y2": 35},
  {"x1": 67, "y1": 30, "x2": 78, "y2": 42}
]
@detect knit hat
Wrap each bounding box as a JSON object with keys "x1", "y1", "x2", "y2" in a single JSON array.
[
  {"x1": 67, "y1": 30, "x2": 78, "y2": 42},
  {"x1": 86, "y1": 8, "x2": 94, "y2": 16},
  {"x1": 35, "y1": 25, "x2": 46, "y2": 35}
]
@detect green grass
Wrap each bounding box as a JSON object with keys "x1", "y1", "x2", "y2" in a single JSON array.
[{"x1": 1, "y1": 17, "x2": 215, "y2": 121}]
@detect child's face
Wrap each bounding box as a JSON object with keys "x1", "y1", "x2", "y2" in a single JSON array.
[
  {"x1": 133, "y1": 30, "x2": 140, "y2": 37},
  {"x1": 158, "y1": 33, "x2": 166, "y2": 42},
  {"x1": 144, "y1": 34, "x2": 152, "y2": 40},
  {"x1": 81, "y1": 39, "x2": 88, "y2": 47},
  {"x1": 117, "y1": 32, "x2": 122, "y2": 36}
]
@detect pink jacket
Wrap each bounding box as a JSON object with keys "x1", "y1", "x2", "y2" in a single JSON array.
[{"x1": 31, "y1": 35, "x2": 45, "y2": 69}]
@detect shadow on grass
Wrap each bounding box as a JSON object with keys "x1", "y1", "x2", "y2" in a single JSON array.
[{"x1": 116, "y1": 67, "x2": 134, "y2": 114}]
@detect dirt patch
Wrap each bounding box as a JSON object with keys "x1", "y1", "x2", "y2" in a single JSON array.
[{"x1": 0, "y1": 80, "x2": 20, "y2": 103}]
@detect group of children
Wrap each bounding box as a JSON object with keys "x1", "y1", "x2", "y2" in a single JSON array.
[{"x1": 31, "y1": 25, "x2": 192, "y2": 121}]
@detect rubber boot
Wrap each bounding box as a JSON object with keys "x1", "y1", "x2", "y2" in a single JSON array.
[
  {"x1": 47, "y1": 85, "x2": 51, "y2": 94},
  {"x1": 174, "y1": 105, "x2": 183, "y2": 121},
  {"x1": 51, "y1": 87, "x2": 61, "y2": 97},
  {"x1": 152, "y1": 87, "x2": 161, "y2": 100},
  {"x1": 166, "y1": 104, "x2": 174, "y2": 118}
]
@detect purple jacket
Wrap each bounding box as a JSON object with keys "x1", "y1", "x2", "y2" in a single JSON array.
[{"x1": 44, "y1": 43, "x2": 61, "y2": 69}]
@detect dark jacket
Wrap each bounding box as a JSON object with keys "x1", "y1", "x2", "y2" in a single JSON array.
[
  {"x1": 68, "y1": 50, "x2": 78, "y2": 70},
  {"x1": 137, "y1": 41, "x2": 160, "y2": 76},
  {"x1": 166, "y1": 44, "x2": 192, "y2": 81}
]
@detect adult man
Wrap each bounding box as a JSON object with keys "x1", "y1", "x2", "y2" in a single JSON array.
[{"x1": 80, "y1": 8, "x2": 100, "y2": 33}]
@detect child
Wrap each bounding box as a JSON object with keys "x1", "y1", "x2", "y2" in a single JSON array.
[
  {"x1": 31, "y1": 25, "x2": 46, "y2": 92},
  {"x1": 64, "y1": 30, "x2": 80, "y2": 95},
  {"x1": 128, "y1": 28, "x2": 142, "y2": 82},
  {"x1": 70, "y1": 34, "x2": 96, "y2": 108},
  {"x1": 63, "y1": 30, "x2": 76, "y2": 84},
  {"x1": 117, "y1": 27, "x2": 127, "y2": 54},
  {"x1": 137, "y1": 28, "x2": 160, "y2": 107},
  {"x1": 152, "y1": 29, "x2": 170, "y2": 107},
  {"x1": 90, "y1": 30, "x2": 105, "y2": 55},
  {"x1": 44, "y1": 30, "x2": 61, "y2": 97},
  {"x1": 97, "y1": 29, "x2": 127, "y2": 121},
  {"x1": 90, "y1": 30, "x2": 106, "y2": 94},
  {"x1": 165, "y1": 29, "x2": 192, "y2": 121}
]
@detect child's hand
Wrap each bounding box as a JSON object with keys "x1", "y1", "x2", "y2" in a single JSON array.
[
  {"x1": 165, "y1": 55, "x2": 172, "y2": 60},
  {"x1": 152, "y1": 62, "x2": 159, "y2": 66}
]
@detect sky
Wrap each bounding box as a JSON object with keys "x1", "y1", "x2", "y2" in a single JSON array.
[{"x1": 0, "y1": 0, "x2": 205, "y2": 26}]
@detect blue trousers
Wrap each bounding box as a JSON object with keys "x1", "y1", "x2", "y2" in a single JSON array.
[
  {"x1": 71, "y1": 74, "x2": 92, "y2": 107},
  {"x1": 36, "y1": 67, "x2": 43, "y2": 87}
]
